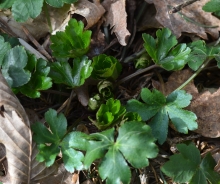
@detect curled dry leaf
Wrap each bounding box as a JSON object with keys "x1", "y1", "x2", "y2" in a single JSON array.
[
  {"x1": 71, "y1": 0, "x2": 105, "y2": 29},
  {"x1": 102, "y1": 0, "x2": 131, "y2": 46},
  {"x1": 145, "y1": 0, "x2": 220, "y2": 39},
  {"x1": 0, "y1": 71, "x2": 31, "y2": 184},
  {"x1": 163, "y1": 69, "x2": 220, "y2": 138}
]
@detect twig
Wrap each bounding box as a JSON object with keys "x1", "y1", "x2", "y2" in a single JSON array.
[
  {"x1": 22, "y1": 26, "x2": 53, "y2": 60},
  {"x1": 117, "y1": 64, "x2": 159, "y2": 85},
  {"x1": 169, "y1": 0, "x2": 200, "y2": 14}
]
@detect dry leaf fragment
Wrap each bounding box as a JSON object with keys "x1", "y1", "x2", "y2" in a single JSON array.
[
  {"x1": 71, "y1": 0, "x2": 105, "y2": 29},
  {"x1": 102, "y1": 0, "x2": 131, "y2": 46},
  {"x1": 145, "y1": 0, "x2": 220, "y2": 39},
  {"x1": 188, "y1": 89, "x2": 220, "y2": 138},
  {"x1": 0, "y1": 71, "x2": 32, "y2": 184}
]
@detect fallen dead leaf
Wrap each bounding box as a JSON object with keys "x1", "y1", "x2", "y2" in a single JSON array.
[
  {"x1": 102, "y1": 0, "x2": 130, "y2": 46},
  {"x1": 188, "y1": 89, "x2": 220, "y2": 138},
  {"x1": 71, "y1": 0, "x2": 105, "y2": 29},
  {"x1": 0, "y1": 71, "x2": 32, "y2": 184},
  {"x1": 145, "y1": 0, "x2": 220, "y2": 39}
]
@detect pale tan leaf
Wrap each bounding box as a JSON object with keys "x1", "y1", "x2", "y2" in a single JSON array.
[
  {"x1": 102, "y1": 0, "x2": 130, "y2": 46},
  {"x1": 72, "y1": 0, "x2": 105, "y2": 29},
  {"x1": 145, "y1": 0, "x2": 220, "y2": 39},
  {"x1": 0, "y1": 71, "x2": 31, "y2": 184},
  {"x1": 36, "y1": 164, "x2": 75, "y2": 184},
  {"x1": 188, "y1": 89, "x2": 220, "y2": 138}
]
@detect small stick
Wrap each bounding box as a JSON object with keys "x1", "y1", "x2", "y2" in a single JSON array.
[
  {"x1": 169, "y1": 0, "x2": 200, "y2": 14},
  {"x1": 22, "y1": 26, "x2": 52, "y2": 60}
]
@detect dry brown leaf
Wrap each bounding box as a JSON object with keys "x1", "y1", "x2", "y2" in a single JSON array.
[
  {"x1": 188, "y1": 89, "x2": 220, "y2": 138},
  {"x1": 37, "y1": 164, "x2": 75, "y2": 184},
  {"x1": 145, "y1": 0, "x2": 220, "y2": 39},
  {"x1": 0, "y1": 71, "x2": 32, "y2": 184},
  {"x1": 102, "y1": 0, "x2": 130, "y2": 46},
  {"x1": 71, "y1": 0, "x2": 105, "y2": 29}
]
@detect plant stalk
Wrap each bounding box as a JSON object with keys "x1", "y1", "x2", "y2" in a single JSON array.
[{"x1": 174, "y1": 57, "x2": 213, "y2": 91}]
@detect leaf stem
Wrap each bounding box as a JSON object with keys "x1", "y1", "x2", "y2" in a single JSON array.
[{"x1": 174, "y1": 57, "x2": 213, "y2": 91}]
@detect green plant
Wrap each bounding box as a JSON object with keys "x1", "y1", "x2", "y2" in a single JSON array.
[
  {"x1": 126, "y1": 88, "x2": 197, "y2": 144},
  {"x1": 50, "y1": 18, "x2": 92, "y2": 58},
  {"x1": 91, "y1": 54, "x2": 122, "y2": 80},
  {"x1": 89, "y1": 98, "x2": 126, "y2": 130},
  {"x1": 0, "y1": 36, "x2": 52, "y2": 97},
  {"x1": 186, "y1": 40, "x2": 220, "y2": 70},
  {"x1": 203, "y1": 0, "x2": 220, "y2": 17},
  {"x1": 32, "y1": 109, "x2": 87, "y2": 172},
  {"x1": 84, "y1": 121, "x2": 158, "y2": 184},
  {"x1": 15, "y1": 54, "x2": 52, "y2": 98},
  {"x1": 142, "y1": 28, "x2": 191, "y2": 70},
  {"x1": 0, "y1": 0, "x2": 78, "y2": 22},
  {"x1": 49, "y1": 56, "x2": 93, "y2": 88},
  {"x1": 161, "y1": 143, "x2": 220, "y2": 184},
  {"x1": 32, "y1": 109, "x2": 159, "y2": 183}
]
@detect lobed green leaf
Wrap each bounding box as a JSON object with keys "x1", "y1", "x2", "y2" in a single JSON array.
[
  {"x1": 1, "y1": 46, "x2": 31, "y2": 87},
  {"x1": 142, "y1": 28, "x2": 191, "y2": 70},
  {"x1": 50, "y1": 19, "x2": 91, "y2": 58},
  {"x1": 126, "y1": 89, "x2": 197, "y2": 144},
  {"x1": 49, "y1": 56, "x2": 92, "y2": 88},
  {"x1": 12, "y1": 0, "x2": 44, "y2": 22},
  {"x1": 161, "y1": 143, "x2": 220, "y2": 184}
]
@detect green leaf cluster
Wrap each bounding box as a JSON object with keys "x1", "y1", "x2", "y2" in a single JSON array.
[
  {"x1": 32, "y1": 109, "x2": 158, "y2": 184},
  {"x1": 91, "y1": 54, "x2": 122, "y2": 80},
  {"x1": 49, "y1": 56, "x2": 93, "y2": 88},
  {"x1": 126, "y1": 88, "x2": 198, "y2": 144},
  {"x1": 16, "y1": 54, "x2": 52, "y2": 98},
  {"x1": 32, "y1": 109, "x2": 88, "y2": 172},
  {"x1": 89, "y1": 98, "x2": 126, "y2": 130},
  {"x1": 186, "y1": 40, "x2": 220, "y2": 70},
  {"x1": 0, "y1": 36, "x2": 52, "y2": 97},
  {"x1": 142, "y1": 28, "x2": 191, "y2": 70},
  {"x1": 161, "y1": 143, "x2": 220, "y2": 184},
  {"x1": 0, "y1": 0, "x2": 78, "y2": 22},
  {"x1": 81, "y1": 121, "x2": 158, "y2": 184},
  {"x1": 50, "y1": 19, "x2": 92, "y2": 58}
]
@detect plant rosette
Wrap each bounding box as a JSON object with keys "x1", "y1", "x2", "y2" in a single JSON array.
[
  {"x1": 89, "y1": 98, "x2": 126, "y2": 130},
  {"x1": 91, "y1": 54, "x2": 122, "y2": 80}
]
